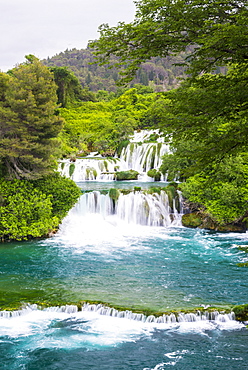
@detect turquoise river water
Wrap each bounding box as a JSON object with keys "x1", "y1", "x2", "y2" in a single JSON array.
[{"x1": 0, "y1": 182, "x2": 247, "y2": 369}]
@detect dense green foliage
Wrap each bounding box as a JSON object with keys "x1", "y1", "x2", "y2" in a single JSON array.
[
  {"x1": 51, "y1": 66, "x2": 96, "y2": 107},
  {"x1": 43, "y1": 47, "x2": 188, "y2": 92},
  {"x1": 0, "y1": 56, "x2": 64, "y2": 180},
  {"x1": 160, "y1": 66, "x2": 248, "y2": 224},
  {"x1": 0, "y1": 57, "x2": 82, "y2": 241},
  {"x1": 91, "y1": 0, "x2": 247, "y2": 82},
  {"x1": 0, "y1": 174, "x2": 80, "y2": 241},
  {"x1": 0, "y1": 179, "x2": 56, "y2": 241},
  {"x1": 32, "y1": 173, "x2": 81, "y2": 221},
  {"x1": 58, "y1": 87, "x2": 156, "y2": 156},
  {"x1": 90, "y1": 0, "x2": 248, "y2": 225},
  {"x1": 147, "y1": 169, "x2": 161, "y2": 181}
]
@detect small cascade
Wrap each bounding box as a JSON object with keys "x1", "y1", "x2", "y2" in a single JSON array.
[
  {"x1": 72, "y1": 189, "x2": 181, "y2": 227},
  {"x1": 119, "y1": 142, "x2": 169, "y2": 174},
  {"x1": 81, "y1": 303, "x2": 236, "y2": 324},
  {"x1": 0, "y1": 303, "x2": 237, "y2": 325},
  {"x1": 119, "y1": 130, "x2": 169, "y2": 181},
  {"x1": 0, "y1": 304, "x2": 79, "y2": 318},
  {"x1": 59, "y1": 157, "x2": 118, "y2": 182}
]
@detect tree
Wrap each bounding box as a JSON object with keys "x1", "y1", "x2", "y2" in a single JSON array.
[
  {"x1": 51, "y1": 66, "x2": 96, "y2": 107},
  {"x1": 159, "y1": 64, "x2": 248, "y2": 175},
  {"x1": 0, "y1": 56, "x2": 64, "y2": 179},
  {"x1": 91, "y1": 0, "x2": 248, "y2": 82},
  {"x1": 90, "y1": 0, "x2": 248, "y2": 224}
]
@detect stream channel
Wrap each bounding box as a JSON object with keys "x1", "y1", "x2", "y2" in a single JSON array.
[{"x1": 0, "y1": 179, "x2": 248, "y2": 369}]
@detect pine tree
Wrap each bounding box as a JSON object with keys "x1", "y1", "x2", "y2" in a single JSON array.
[{"x1": 0, "y1": 56, "x2": 64, "y2": 179}]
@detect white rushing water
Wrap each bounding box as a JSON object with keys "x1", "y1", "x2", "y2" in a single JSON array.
[
  {"x1": 59, "y1": 130, "x2": 170, "y2": 181},
  {"x1": 62, "y1": 190, "x2": 182, "y2": 228},
  {"x1": 0, "y1": 303, "x2": 243, "y2": 348}
]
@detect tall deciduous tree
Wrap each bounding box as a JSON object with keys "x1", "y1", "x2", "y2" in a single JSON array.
[
  {"x1": 91, "y1": 0, "x2": 248, "y2": 81},
  {"x1": 0, "y1": 56, "x2": 64, "y2": 179},
  {"x1": 91, "y1": 0, "x2": 248, "y2": 224}
]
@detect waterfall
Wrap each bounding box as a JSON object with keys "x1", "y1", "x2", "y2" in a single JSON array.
[
  {"x1": 58, "y1": 130, "x2": 169, "y2": 181},
  {"x1": 119, "y1": 142, "x2": 169, "y2": 172},
  {"x1": 72, "y1": 189, "x2": 181, "y2": 227},
  {"x1": 81, "y1": 303, "x2": 236, "y2": 324},
  {"x1": 59, "y1": 157, "x2": 118, "y2": 182},
  {"x1": 0, "y1": 303, "x2": 236, "y2": 325}
]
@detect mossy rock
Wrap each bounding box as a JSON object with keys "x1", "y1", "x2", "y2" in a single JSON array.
[
  {"x1": 237, "y1": 245, "x2": 248, "y2": 253},
  {"x1": 109, "y1": 188, "x2": 120, "y2": 201},
  {"x1": 182, "y1": 212, "x2": 202, "y2": 228},
  {"x1": 147, "y1": 169, "x2": 161, "y2": 181},
  {"x1": 69, "y1": 163, "x2": 75, "y2": 177},
  {"x1": 116, "y1": 170, "x2": 139, "y2": 181},
  {"x1": 182, "y1": 212, "x2": 247, "y2": 232},
  {"x1": 233, "y1": 304, "x2": 248, "y2": 322},
  {"x1": 237, "y1": 262, "x2": 248, "y2": 267}
]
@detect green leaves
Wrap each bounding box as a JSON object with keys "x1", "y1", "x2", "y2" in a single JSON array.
[
  {"x1": 0, "y1": 57, "x2": 64, "y2": 179},
  {"x1": 59, "y1": 88, "x2": 154, "y2": 156},
  {"x1": 0, "y1": 180, "x2": 55, "y2": 240},
  {"x1": 91, "y1": 0, "x2": 248, "y2": 82},
  {"x1": 0, "y1": 174, "x2": 81, "y2": 241}
]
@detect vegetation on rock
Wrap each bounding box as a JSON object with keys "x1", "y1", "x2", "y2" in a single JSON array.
[
  {"x1": 147, "y1": 169, "x2": 161, "y2": 181},
  {"x1": 115, "y1": 170, "x2": 139, "y2": 181}
]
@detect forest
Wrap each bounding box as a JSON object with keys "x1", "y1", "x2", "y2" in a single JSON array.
[{"x1": 43, "y1": 46, "x2": 188, "y2": 92}]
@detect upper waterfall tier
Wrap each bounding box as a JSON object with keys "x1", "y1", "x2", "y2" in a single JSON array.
[{"x1": 59, "y1": 130, "x2": 169, "y2": 181}]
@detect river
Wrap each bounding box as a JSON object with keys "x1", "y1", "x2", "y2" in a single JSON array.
[{"x1": 0, "y1": 181, "x2": 247, "y2": 369}]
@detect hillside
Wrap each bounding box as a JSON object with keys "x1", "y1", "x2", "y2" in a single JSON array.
[{"x1": 43, "y1": 47, "x2": 188, "y2": 92}]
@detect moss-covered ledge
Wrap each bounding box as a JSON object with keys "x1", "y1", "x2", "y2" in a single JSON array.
[
  {"x1": 182, "y1": 212, "x2": 247, "y2": 233},
  {"x1": 1, "y1": 300, "x2": 248, "y2": 323}
]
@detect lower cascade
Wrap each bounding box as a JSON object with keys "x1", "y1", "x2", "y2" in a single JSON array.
[
  {"x1": 70, "y1": 189, "x2": 182, "y2": 227},
  {"x1": 0, "y1": 303, "x2": 236, "y2": 324}
]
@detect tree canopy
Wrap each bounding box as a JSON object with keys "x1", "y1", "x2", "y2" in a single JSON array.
[
  {"x1": 91, "y1": 0, "x2": 248, "y2": 225},
  {"x1": 43, "y1": 47, "x2": 188, "y2": 92},
  {"x1": 51, "y1": 66, "x2": 96, "y2": 107},
  {"x1": 91, "y1": 0, "x2": 248, "y2": 81},
  {"x1": 0, "y1": 56, "x2": 64, "y2": 179}
]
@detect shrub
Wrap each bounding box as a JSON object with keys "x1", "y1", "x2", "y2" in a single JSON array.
[
  {"x1": 0, "y1": 174, "x2": 81, "y2": 241},
  {"x1": 0, "y1": 180, "x2": 56, "y2": 241},
  {"x1": 33, "y1": 173, "x2": 81, "y2": 221}
]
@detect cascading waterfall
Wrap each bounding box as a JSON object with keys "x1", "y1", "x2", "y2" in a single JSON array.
[
  {"x1": 81, "y1": 303, "x2": 236, "y2": 324},
  {"x1": 59, "y1": 157, "x2": 118, "y2": 182},
  {"x1": 0, "y1": 303, "x2": 236, "y2": 324},
  {"x1": 58, "y1": 130, "x2": 170, "y2": 181},
  {"x1": 71, "y1": 189, "x2": 182, "y2": 227},
  {"x1": 119, "y1": 142, "x2": 169, "y2": 178}
]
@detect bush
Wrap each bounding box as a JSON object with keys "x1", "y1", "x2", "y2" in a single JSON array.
[
  {"x1": 233, "y1": 304, "x2": 248, "y2": 322},
  {"x1": 109, "y1": 188, "x2": 120, "y2": 201},
  {"x1": 33, "y1": 173, "x2": 81, "y2": 221},
  {"x1": 0, "y1": 180, "x2": 57, "y2": 241},
  {"x1": 0, "y1": 174, "x2": 81, "y2": 241}
]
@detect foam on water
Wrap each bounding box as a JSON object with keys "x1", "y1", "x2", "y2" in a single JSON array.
[{"x1": 0, "y1": 304, "x2": 244, "y2": 349}]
